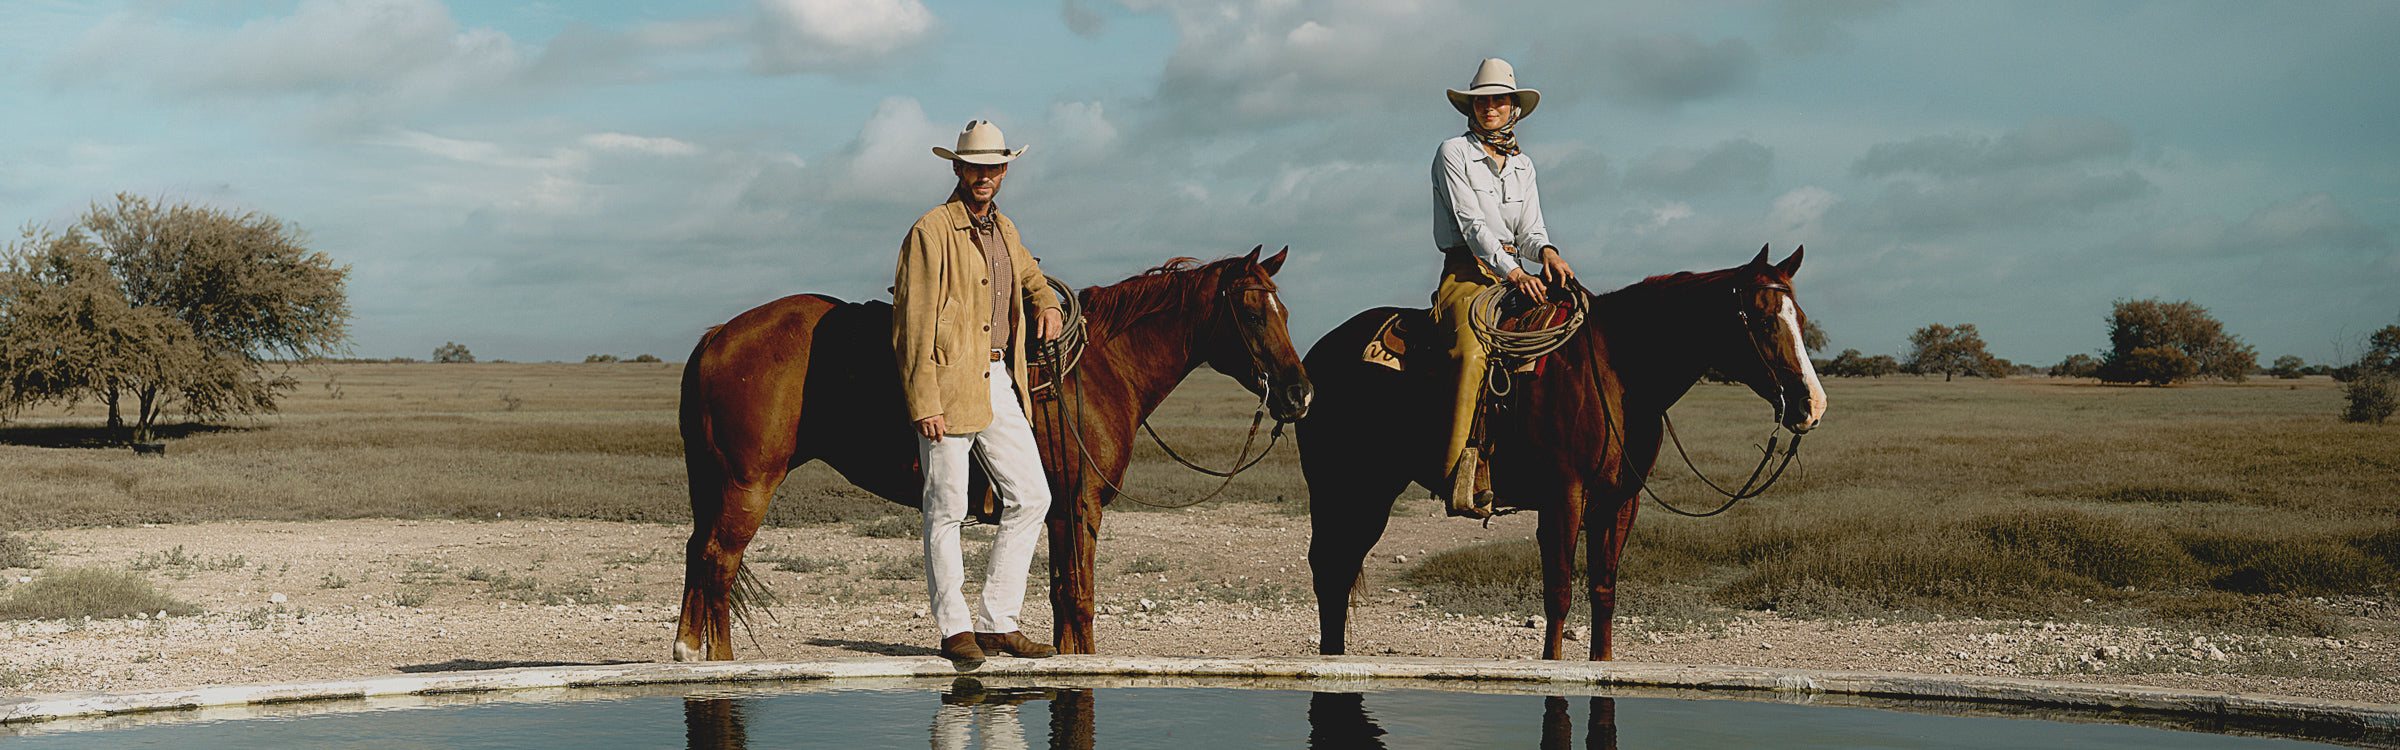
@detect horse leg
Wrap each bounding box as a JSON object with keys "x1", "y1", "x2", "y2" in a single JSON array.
[
  {"x1": 1536, "y1": 493, "x2": 1584, "y2": 660},
  {"x1": 1046, "y1": 486, "x2": 1103, "y2": 654},
  {"x1": 1586, "y1": 492, "x2": 1640, "y2": 660},
  {"x1": 674, "y1": 473, "x2": 775, "y2": 661},
  {"x1": 1307, "y1": 485, "x2": 1397, "y2": 656}
]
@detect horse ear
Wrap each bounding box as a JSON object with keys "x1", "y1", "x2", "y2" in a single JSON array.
[
  {"x1": 1750, "y1": 243, "x2": 1771, "y2": 267},
  {"x1": 1245, "y1": 244, "x2": 1263, "y2": 263},
  {"x1": 1261, "y1": 246, "x2": 1289, "y2": 275},
  {"x1": 1777, "y1": 245, "x2": 1805, "y2": 276}
]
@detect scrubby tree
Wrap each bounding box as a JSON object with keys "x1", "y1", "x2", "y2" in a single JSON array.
[
  {"x1": 2361, "y1": 323, "x2": 2400, "y2": 375},
  {"x1": 2, "y1": 195, "x2": 346, "y2": 440},
  {"x1": 2345, "y1": 373, "x2": 2397, "y2": 424},
  {"x1": 0, "y1": 227, "x2": 205, "y2": 433},
  {"x1": 1905, "y1": 323, "x2": 1999, "y2": 381},
  {"x1": 76, "y1": 194, "x2": 350, "y2": 435},
  {"x1": 2051, "y1": 353, "x2": 2100, "y2": 378},
  {"x1": 434, "y1": 342, "x2": 475, "y2": 363},
  {"x1": 630, "y1": 354, "x2": 662, "y2": 363},
  {"x1": 584, "y1": 354, "x2": 620, "y2": 363},
  {"x1": 2096, "y1": 298, "x2": 2255, "y2": 384},
  {"x1": 2269, "y1": 355, "x2": 2307, "y2": 379}
]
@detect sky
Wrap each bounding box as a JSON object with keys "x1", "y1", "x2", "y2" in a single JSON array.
[{"x1": 3, "y1": 0, "x2": 2395, "y2": 366}]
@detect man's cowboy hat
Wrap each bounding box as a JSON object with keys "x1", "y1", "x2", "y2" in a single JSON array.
[
  {"x1": 932, "y1": 120, "x2": 1028, "y2": 165},
  {"x1": 1447, "y1": 58, "x2": 1540, "y2": 118}
]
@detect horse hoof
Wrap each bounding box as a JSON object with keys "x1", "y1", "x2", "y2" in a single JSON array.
[{"x1": 672, "y1": 641, "x2": 704, "y2": 662}]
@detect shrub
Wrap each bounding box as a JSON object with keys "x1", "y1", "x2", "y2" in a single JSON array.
[
  {"x1": 1969, "y1": 508, "x2": 2202, "y2": 589},
  {"x1": 0, "y1": 567, "x2": 198, "y2": 620},
  {"x1": 0, "y1": 533, "x2": 33, "y2": 569},
  {"x1": 2101, "y1": 346, "x2": 2199, "y2": 386},
  {"x1": 852, "y1": 514, "x2": 920, "y2": 539},
  {"x1": 2185, "y1": 534, "x2": 2392, "y2": 596},
  {"x1": 2142, "y1": 592, "x2": 2343, "y2": 637},
  {"x1": 2341, "y1": 371, "x2": 2396, "y2": 424}
]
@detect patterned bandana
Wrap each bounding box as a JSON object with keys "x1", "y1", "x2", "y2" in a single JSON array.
[{"x1": 1466, "y1": 114, "x2": 1523, "y2": 157}]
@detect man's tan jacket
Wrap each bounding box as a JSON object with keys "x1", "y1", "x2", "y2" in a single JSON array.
[{"x1": 892, "y1": 199, "x2": 1061, "y2": 433}]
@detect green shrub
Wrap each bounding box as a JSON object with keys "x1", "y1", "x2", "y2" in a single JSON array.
[
  {"x1": 0, "y1": 568, "x2": 198, "y2": 620},
  {"x1": 0, "y1": 533, "x2": 33, "y2": 569},
  {"x1": 2342, "y1": 371, "x2": 2397, "y2": 424},
  {"x1": 852, "y1": 514, "x2": 920, "y2": 539},
  {"x1": 2188, "y1": 535, "x2": 2392, "y2": 596},
  {"x1": 2141, "y1": 591, "x2": 2343, "y2": 637},
  {"x1": 1969, "y1": 508, "x2": 2202, "y2": 589}
]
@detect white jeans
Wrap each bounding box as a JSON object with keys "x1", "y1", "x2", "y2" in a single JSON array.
[{"x1": 918, "y1": 360, "x2": 1052, "y2": 637}]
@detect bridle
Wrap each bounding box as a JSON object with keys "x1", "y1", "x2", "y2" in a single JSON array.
[
  {"x1": 1648, "y1": 278, "x2": 1807, "y2": 518},
  {"x1": 1038, "y1": 269, "x2": 1293, "y2": 511}
]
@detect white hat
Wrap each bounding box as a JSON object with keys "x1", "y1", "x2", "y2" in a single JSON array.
[
  {"x1": 1446, "y1": 58, "x2": 1540, "y2": 118},
  {"x1": 932, "y1": 120, "x2": 1028, "y2": 165}
]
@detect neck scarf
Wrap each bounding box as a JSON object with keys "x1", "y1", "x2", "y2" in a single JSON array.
[{"x1": 1466, "y1": 113, "x2": 1523, "y2": 158}]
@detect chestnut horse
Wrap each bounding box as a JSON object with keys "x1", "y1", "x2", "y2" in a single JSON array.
[
  {"x1": 1297, "y1": 246, "x2": 1824, "y2": 660},
  {"x1": 674, "y1": 247, "x2": 1311, "y2": 660}
]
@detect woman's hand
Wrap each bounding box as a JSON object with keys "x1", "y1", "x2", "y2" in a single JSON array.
[
  {"x1": 1505, "y1": 267, "x2": 1548, "y2": 300},
  {"x1": 1540, "y1": 246, "x2": 1576, "y2": 287}
]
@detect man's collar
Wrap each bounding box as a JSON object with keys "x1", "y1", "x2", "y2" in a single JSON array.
[{"x1": 946, "y1": 190, "x2": 1001, "y2": 229}]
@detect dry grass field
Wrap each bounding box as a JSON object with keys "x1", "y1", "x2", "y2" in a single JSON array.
[{"x1": 1, "y1": 362, "x2": 2395, "y2": 703}]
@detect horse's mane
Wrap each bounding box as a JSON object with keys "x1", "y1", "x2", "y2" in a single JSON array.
[{"x1": 1078, "y1": 256, "x2": 1240, "y2": 327}]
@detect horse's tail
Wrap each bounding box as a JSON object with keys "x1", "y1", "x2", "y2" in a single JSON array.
[{"x1": 727, "y1": 557, "x2": 780, "y2": 634}]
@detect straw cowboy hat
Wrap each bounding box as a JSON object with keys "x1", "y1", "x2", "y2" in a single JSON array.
[
  {"x1": 1446, "y1": 58, "x2": 1540, "y2": 118},
  {"x1": 932, "y1": 120, "x2": 1028, "y2": 165}
]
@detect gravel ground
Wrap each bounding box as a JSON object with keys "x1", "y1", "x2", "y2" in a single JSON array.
[{"x1": 5, "y1": 505, "x2": 2395, "y2": 706}]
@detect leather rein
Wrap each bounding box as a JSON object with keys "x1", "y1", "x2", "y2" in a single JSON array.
[
  {"x1": 1645, "y1": 280, "x2": 1807, "y2": 518},
  {"x1": 1040, "y1": 281, "x2": 1290, "y2": 510}
]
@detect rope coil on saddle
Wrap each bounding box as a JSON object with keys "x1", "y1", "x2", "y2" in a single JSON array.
[
  {"x1": 1466, "y1": 281, "x2": 1586, "y2": 396},
  {"x1": 1026, "y1": 275, "x2": 1085, "y2": 394}
]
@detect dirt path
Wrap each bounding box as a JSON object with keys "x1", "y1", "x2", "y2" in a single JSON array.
[{"x1": 5, "y1": 506, "x2": 2394, "y2": 706}]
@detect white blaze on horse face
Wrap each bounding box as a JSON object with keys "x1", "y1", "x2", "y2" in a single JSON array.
[{"x1": 1775, "y1": 296, "x2": 1827, "y2": 431}]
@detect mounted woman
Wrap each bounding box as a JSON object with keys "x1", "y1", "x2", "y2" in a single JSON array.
[
  {"x1": 672, "y1": 243, "x2": 1312, "y2": 661},
  {"x1": 1431, "y1": 58, "x2": 1580, "y2": 518},
  {"x1": 1299, "y1": 246, "x2": 1825, "y2": 661}
]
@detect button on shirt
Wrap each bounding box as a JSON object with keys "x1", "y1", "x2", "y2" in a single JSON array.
[{"x1": 1432, "y1": 135, "x2": 1551, "y2": 275}]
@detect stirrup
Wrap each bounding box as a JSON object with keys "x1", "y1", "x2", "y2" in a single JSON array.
[{"x1": 1445, "y1": 449, "x2": 1494, "y2": 519}]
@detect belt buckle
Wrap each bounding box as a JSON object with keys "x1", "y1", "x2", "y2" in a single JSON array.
[{"x1": 989, "y1": 349, "x2": 1005, "y2": 362}]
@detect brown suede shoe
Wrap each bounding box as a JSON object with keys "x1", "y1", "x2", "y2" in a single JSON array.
[
  {"x1": 939, "y1": 632, "x2": 985, "y2": 668},
  {"x1": 974, "y1": 630, "x2": 1057, "y2": 658}
]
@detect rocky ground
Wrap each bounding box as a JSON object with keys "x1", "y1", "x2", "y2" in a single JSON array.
[{"x1": 4, "y1": 504, "x2": 2395, "y2": 707}]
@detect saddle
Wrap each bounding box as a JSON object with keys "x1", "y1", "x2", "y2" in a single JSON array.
[{"x1": 1359, "y1": 291, "x2": 1580, "y2": 376}]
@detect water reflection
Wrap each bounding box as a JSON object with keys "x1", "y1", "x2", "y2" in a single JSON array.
[
  {"x1": 682, "y1": 697, "x2": 748, "y2": 750},
  {"x1": 1306, "y1": 691, "x2": 1618, "y2": 749},
  {"x1": 679, "y1": 682, "x2": 1621, "y2": 749}
]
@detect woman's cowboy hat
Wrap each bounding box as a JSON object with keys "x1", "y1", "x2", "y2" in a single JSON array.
[
  {"x1": 1446, "y1": 58, "x2": 1540, "y2": 118},
  {"x1": 932, "y1": 120, "x2": 1028, "y2": 165}
]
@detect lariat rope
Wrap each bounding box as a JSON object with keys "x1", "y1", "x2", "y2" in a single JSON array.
[
  {"x1": 1467, "y1": 281, "x2": 1586, "y2": 397},
  {"x1": 1026, "y1": 276, "x2": 1085, "y2": 394},
  {"x1": 1027, "y1": 275, "x2": 1285, "y2": 511}
]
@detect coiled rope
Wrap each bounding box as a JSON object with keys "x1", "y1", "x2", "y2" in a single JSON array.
[
  {"x1": 1026, "y1": 275, "x2": 1085, "y2": 394},
  {"x1": 1466, "y1": 282, "x2": 1587, "y2": 396}
]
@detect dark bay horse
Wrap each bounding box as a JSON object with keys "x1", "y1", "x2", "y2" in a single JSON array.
[
  {"x1": 674, "y1": 247, "x2": 1311, "y2": 661},
  {"x1": 1297, "y1": 246, "x2": 1824, "y2": 660}
]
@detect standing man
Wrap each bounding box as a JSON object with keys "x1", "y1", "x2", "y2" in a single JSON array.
[{"x1": 895, "y1": 119, "x2": 1065, "y2": 667}]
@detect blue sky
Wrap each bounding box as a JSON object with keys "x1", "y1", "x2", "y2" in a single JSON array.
[{"x1": 4, "y1": 0, "x2": 2394, "y2": 366}]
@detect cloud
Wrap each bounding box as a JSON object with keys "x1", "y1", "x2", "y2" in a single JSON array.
[
  {"x1": 1063, "y1": 0, "x2": 1109, "y2": 37},
  {"x1": 1854, "y1": 116, "x2": 2135, "y2": 178},
  {"x1": 1624, "y1": 138, "x2": 1773, "y2": 196},
  {"x1": 1768, "y1": 0, "x2": 1902, "y2": 56},
  {"x1": 826, "y1": 97, "x2": 958, "y2": 205},
  {"x1": 1530, "y1": 30, "x2": 1756, "y2": 108},
  {"x1": 749, "y1": 0, "x2": 938, "y2": 74},
  {"x1": 2118, "y1": 192, "x2": 2392, "y2": 259},
  {"x1": 54, "y1": 0, "x2": 525, "y2": 113},
  {"x1": 1135, "y1": 0, "x2": 1496, "y2": 130}
]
